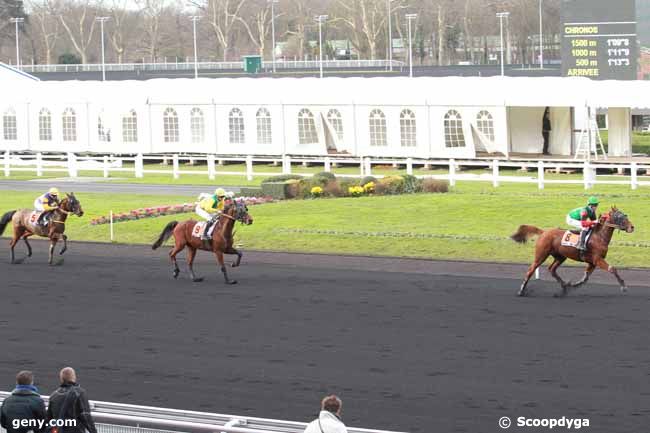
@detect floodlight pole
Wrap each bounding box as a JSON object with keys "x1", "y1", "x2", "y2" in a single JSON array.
[
  {"x1": 387, "y1": 0, "x2": 393, "y2": 71},
  {"x1": 96, "y1": 17, "x2": 110, "y2": 81},
  {"x1": 539, "y1": 0, "x2": 544, "y2": 69},
  {"x1": 496, "y1": 12, "x2": 509, "y2": 77},
  {"x1": 269, "y1": 0, "x2": 278, "y2": 73},
  {"x1": 10, "y1": 18, "x2": 24, "y2": 68},
  {"x1": 406, "y1": 14, "x2": 417, "y2": 78},
  {"x1": 314, "y1": 15, "x2": 328, "y2": 79},
  {"x1": 191, "y1": 16, "x2": 200, "y2": 79}
]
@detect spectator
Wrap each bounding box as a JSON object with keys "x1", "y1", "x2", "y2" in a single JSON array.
[
  {"x1": 303, "y1": 395, "x2": 348, "y2": 433},
  {"x1": 542, "y1": 107, "x2": 552, "y2": 155},
  {"x1": 47, "y1": 368, "x2": 96, "y2": 433},
  {"x1": 1, "y1": 371, "x2": 46, "y2": 433}
]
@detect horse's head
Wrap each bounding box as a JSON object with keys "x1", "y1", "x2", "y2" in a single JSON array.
[
  {"x1": 62, "y1": 193, "x2": 84, "y2": 217},
  {"x1": 223, "y1": 199, "x2": 252, "y2": 225},
  {"x1": 602, "y1": 207, "x2": 634, "y2": 233}
]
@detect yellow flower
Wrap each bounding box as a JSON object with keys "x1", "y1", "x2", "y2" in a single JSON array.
[
  {"x1": 363, "y1": 181, "x2": 375, "y2": 193},
  {"x1": 311, "y1": 186, "x2": 323, "y2": 196},
  {"x1": 348, "y1": 185, "x2": 364, "y2": 197}
]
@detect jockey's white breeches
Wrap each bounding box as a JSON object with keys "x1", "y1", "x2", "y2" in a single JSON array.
[
  {"x1": 34, "y1": 199, "x2": 46, "y2": 212},
  {"x1": 566, "y1": 215, "x2": 586, "y2": 230},
  {"x1": 195, "y1": 205, "x2": 212, "y2": 221}
]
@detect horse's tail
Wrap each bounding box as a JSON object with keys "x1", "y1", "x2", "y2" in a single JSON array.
[
  {"x1": 152, "y1": 221, "x2": 178, "y2": 250},
  {"x1": 0, "y1": 210, "x2": 16, "y2": 236},
  {"x1": 510, "y1": 225, "x2": 544, "y2": 244}
]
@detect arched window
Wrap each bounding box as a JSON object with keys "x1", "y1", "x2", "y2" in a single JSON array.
[
  {"x1": 123, "y1": 110, "x2": 138, "y2": 143},
  {"x1": 190, "y1": 108, "x2": 204, "y2": 143},
  {"x1": 369, "y1": 109, "x2": 387, "y2": 147},
  {"x1": 400, "y1": 109, "x2": 417, "y2": 147},
  {"x1": 3, "y1": 108, "x2": 17, "y2": 140},
  {"x1": 298, "y1": 108, "x2": 318, "y2": 145},
  {"x1": 39, "y1": 108, "x2": 52, "y2": 141},
  {"x1": 62, "y1": 108, "x2": 77, "y2": 142},
  {"x1": 327, "y1": 109, "x2": 343, "y2": 141},
  {"x1": 476, "y1": 110, "x2": 495, "y2": 142},
  {"x1": 163, "y1": 108, "x2": 179, "y2": 143},
  {"x1": 229, "y1": 108, "x2": 245, "y2": 144},
  {"x1": 256, "y1": 107, "x2": 272, "y2": 145},
  {"x1": 444, "y1": 110, "x2": 465, "y2": 148},
  {"x1": 97, "y1": 113, "x2": 110, "y2": 142}
]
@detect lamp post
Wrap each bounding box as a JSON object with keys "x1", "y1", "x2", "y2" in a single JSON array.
[
  {"x1": 314, "y1": 15, "x2": 328, "y2": 79},
  {"x1": 539, "y1": 0, "x2": 544, "y2": 69},
  {"x1": 496, "y1": 12, "x2": 509, "y2": 77},
  {"x1": 95, "y1": 17, "x2": 110, "y2": 81},
  {"x1": 190, "y1": 16, "x2": 200, "y2": 79},
  {"x1": 9, "y1": 17, "x2": 24, "y2": 68},
  {"x1": 387, "y1": 0, "x2": 393, "y2": 71},
  {"x1": 406, "y1": 13, "x2": 417, "y2": 78},
  {"x1": 269, "y1": 0, "x2": 278, "y2": 73}
]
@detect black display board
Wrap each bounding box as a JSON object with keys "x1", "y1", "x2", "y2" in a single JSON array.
[{"x1": 561, "y1": 0, "x2": 637, "y2": 80}]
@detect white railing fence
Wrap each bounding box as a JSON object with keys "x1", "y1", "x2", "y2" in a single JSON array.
[
  {"x1": 2, "y1": 151, "x2": 650, "y2": 189},
  {"x1": 0, "y1": 391, "x2": 404, "y2": 433}
]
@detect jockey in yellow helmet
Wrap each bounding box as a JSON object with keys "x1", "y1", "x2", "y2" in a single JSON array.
[
  {"x1": 34, "y1": 187, "x2": 61, "y2": 226},
  {"x1": 195, "y1": 188, "x2": 227, "y2": 240}
]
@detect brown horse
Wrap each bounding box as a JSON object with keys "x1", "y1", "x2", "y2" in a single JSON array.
[
  {"x1": 511, "y1": 207, "x2": 634, "y2": 297},
  {"x1": 152, "y1": 199, "x2": 253, "y2": 284},
  {"x1": 0, "y1": 193, "x2": 84, "y2": 265}
]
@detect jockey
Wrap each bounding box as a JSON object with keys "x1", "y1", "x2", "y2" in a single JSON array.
[
  {"x1": 34, "y1": 187, "x2": 61, "y2": 226},
  {"x1": 566, "y1": 196, "x2": 599, "y2": 251},
  {"x1": 195, "y1": 187, "x2": 227, "y2": 240}
]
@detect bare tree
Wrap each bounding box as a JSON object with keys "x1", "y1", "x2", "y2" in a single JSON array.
[
  {"x1": 190, "y1": 0, "x2": 248, "y2": 61},
  {"x1": 237, "y1": 0, "x2": 275, "y2": 57},
  {"x1": 107, "y1": 0, "x2": 139, "y2": 63},
  {"x1": 25, "y1": 0, "x2": 61, "y2": 64},
  {"x1": 136, "y1": 0, "x2": 167, "y2": 62},
  {"x1": 335, "y1": 0, "x2": 387, "y2": 60},
  {"x1": 58, "y1": 0, "x2": 102, "y2": 64}
]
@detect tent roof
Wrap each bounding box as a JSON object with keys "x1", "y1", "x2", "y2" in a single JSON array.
[{"x1": 0, "y1": 63, "x2": 39, "y2": 83}]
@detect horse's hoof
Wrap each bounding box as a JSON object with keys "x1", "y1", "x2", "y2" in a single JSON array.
[
  {"x1": 517, "y1": 290, "x2": 526, "y2": 297},
  {"x1": 172, "y1": 270, "x2": 180, "y2": 279},
  {"x1": 192, "y1": 277, "x2": 204, "y2": 283},
  {"x1": 227, "y1": 280, "x2": 238, "y2": 285},
  {"x1": 231, "y1": 262, "x2": 239, "y2": 268},
  {"x1": 620, "y1": 286, "x2": 628, "y2": 293}
]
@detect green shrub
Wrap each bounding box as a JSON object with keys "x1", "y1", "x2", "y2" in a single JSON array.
[
  {"x1": 361, "y1": 175, "x2": 377, "y2": 186},
  {"x1": 378, "y1": 175, "x2": 405, "y2": 195},
  {"x1": 422, "y1": 179, "x2": 449, "y2": 193},
  {"x1": 323, "y1": 180, "x2": 343, "y2": 197},
  {"x1": 402, "y1": 174, "x2": 423, "y2": 193},
  {"x1": 238, "y1": 187, "x2": 263, "y2": 197},
  {"x1": 261, "y1": 174, "x2": 304, "y2": 184},
  {"x1": 312, "y1": 171, "x2": 337, "y2": 185}
]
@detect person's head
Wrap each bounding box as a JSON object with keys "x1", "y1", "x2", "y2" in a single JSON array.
[
  {"x1": 59, "y1": 367, "x2": 76, "y2": 384},
  {"x1": 321, "y1": 395, "x2": 342, "y2": 416},
  {"x1": 544, "y1": 107, "x2": 550, "y2": 117},
  {"x1": 16, "y1": 371, "x2": 34, "y2": 386},
  {"x1": 49, "y1": 187, "x2": 59, "y2": 197},
  {"x1": 214, "y1": 188, "x2": 226, "y2": 200},
  {"x1": 587, "y1": 196, "x2": 599, "y2": 210}
]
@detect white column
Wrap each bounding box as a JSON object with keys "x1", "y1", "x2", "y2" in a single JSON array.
[
  {"x1": 207, "y1": 154, "x2": 216, "y2": 180},
  {"x1": 406, "y1": 157, "x2": 413, "y2": 175},
  {"x1": 36, "y1": 152, "x2": 43, "y2": 177},
  {"x1": 583, "y1": 161, "x2": 591, "y2": 189},
  {"x1": 449, "y1": 158, "x2": 456, "y2": 187},
  {"x1": 492, "y1": 159, "x2": 499, "y2": 187},
  {"x1": 537, "y1": 160, "x2": 544, "y2": 190},
  {"x1": 4, "y1": 151, "x2": 10, "y2": 177},
  {"x1": 172, "y1": 154, "x2": 180, "y2": 180},
  {"x1": 324, "y1": 156, "x2": 331, "y2": 172},
  {"x1": 67, "y1": 153, "x2": 78, "y2": 178},
  {"x1": 631, "y1": 162, "x2": 638, "y2": 190},
  {"x1": 282, "y1": 154, "x2": 291, "y2": 174},
  {"x1": 103, "y1": 155, "x2": 109, "y2": 178},
  {"x1": 246, "y1": 154, "x2": 254, "y2": 181},
  {"x1": 365, "y1": 157, "x2": 372, "y2": 176},
  {"x1": 135, "y1": 153, "x2": 144, "y2": 178}
]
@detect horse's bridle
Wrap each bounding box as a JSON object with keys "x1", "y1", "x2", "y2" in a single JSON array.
[{"x1": 603, "y1": 212, "x2": 627, "y2": 231}]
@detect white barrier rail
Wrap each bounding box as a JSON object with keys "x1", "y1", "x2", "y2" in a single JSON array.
[
  {"x1": 0, "y1": 392, "x2": 405, "y2": 433},
  {"x1": 2, "y1": 151, "x2": 650, "y2": 190}
]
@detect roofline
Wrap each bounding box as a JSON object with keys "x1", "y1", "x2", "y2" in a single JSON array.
[{"x1": 0, "y1": 62, "x2": 40, "y2": 81}]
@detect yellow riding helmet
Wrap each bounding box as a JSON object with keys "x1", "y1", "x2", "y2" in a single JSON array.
[
  {"x1": 49, "y1": 187, "x2": 59, "y2": 196},
  {"x1": 214, "y1": 188, "x2": 226, "y2": 197}
]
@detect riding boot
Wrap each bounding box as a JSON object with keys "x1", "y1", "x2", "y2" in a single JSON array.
[
  {"x1": 201, "y1": 219, "x2": 213, "y2": 241},
  {"x1": 578, "y1": 229, "x2": 589, "y2": 251}
]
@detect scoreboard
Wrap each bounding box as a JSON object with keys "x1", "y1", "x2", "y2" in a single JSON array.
[{"x1": 561, "y1": 0, "x2": 638, "y2": 80}]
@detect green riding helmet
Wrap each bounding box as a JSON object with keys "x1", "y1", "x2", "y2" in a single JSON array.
[{"x1": 587, "y1": 196, "x2": 599, "y2": 206}]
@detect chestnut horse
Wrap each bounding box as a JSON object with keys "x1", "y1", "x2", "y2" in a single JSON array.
[
  {"x1": 152, "y1": 199, "x2": 253, "y2": 284},
  {"x1": 511, "y1": 207, "x2": 634, "y2": 297},
  {"x1": 0, "y1": 193, "x2": 84, "y2": 265}
]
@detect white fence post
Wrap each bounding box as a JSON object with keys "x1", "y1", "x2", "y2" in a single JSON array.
[
  {"x1": 135, "y1": 153, "x2": 144, "y2": 178},
  {"x1": 103, "y1": 156, "x2": 109, "y2": 178},
  {"x1": 246, "y1": 155, "x2": 254, "y2": 181},
  {"x1": 537, "y1": 161, "x2": 544, "y2": 190},
  {"x1": 67, "y1": 152, "x2": 78, "y2": 178},
  {"x1": 359, "y1": 156, "x2": 365, "y2": 177},
  {"x1": 324, "y1": 157, "x2": 331, "y2": 172},
  {"x1": 449, "y1": 159, "x2": 456, "y2": 187},
  {"x1": 583, "y1": 161, "x2": 591, "y2": 190},
  {"x1": 36, "y1": 152, "x2": 43, "y2": 177},
  {"x1": 492, "y1": 159, "x2": 499, "y2": 187},
  {"x1": 406, "y1": 158, "x2": 413, "y2": 175},
  {"x1": 631, "y1": 162, "x2": 638, "y2": 190},
  {"x1": 172, "y1": 154, "x2": 180, "y2": 180},
  {"x1": 4, "y1": 151, "x2": 10, "y2": 177},
  {"x1": 282, "y1": 154, "x2": 291, "y2": 174},
  {"x1": 365, "y1": 157, "x2": 372, "y2": 176},
  {"x1": 207, "y1": 154, "x2": 216, "y2": 180}
]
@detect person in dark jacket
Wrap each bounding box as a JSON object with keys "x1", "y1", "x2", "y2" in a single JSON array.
[
  {"x1": 1, "y1": 371, "x2": 46, "y2": 433},
  {"x1": 47, "y1": 368, "x2": 96, "y2": 433},
  {"x1": 542, "y1": 107, "x2": 552, "y2": 155}
]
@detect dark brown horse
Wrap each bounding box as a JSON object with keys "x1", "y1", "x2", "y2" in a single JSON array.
[
  {"x1": 152, "y1": 199, "x2": 253, "y2": 284},
  {"x1": 511, "y1": 207, "x2": 634, "y2": 297},
  {"x1": 0, "y1": 193, "x2": 84, "y2": 265}
]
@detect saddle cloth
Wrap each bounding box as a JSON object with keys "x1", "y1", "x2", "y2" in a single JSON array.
[
  {"x1": 561, "y1": 230, "x2": 591, "y2": 248},
  {"x1": 28, "y1": 211, "x2": 42, "y2": 226},
  {"x1": 191, "y1": 221, "x2": 216, "y2": 238}
]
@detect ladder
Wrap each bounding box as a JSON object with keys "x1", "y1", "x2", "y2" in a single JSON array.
[{"x1": 574, "y1": 106, "x2": 607, "y2": 161}]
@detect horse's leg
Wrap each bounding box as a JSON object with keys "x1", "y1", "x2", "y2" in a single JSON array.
[
  {"x1": 48, "y1": 235, "x2": 59, "y2": 266},
  {"x1": 169, "y1": 237, "x2": 184, "y2": 279},
  {"x1": 22, "y1": 233, "x2": 33, "y2": 258},
  {"x1": 518, "y1": 251, "x2": 549, "y2": 297},
  {"x1": 548, "y1": 255, "x2": 569, "y2": 297},
  {"x1": 569, "y1": 263, "x2": 596, "y2": 289},
  {"x1": 215, "y1": 250, "x2": 236, "y2": 284},
  {"x1": 594, "y1": 257, "x2": 627, "y2": 292},
  {"x1": 59, "y1": 234, "x2": 68, "y2": 255},
  {"x1": 186, "y1": 246, "x2": 203, "y2": 282},
  {"x1": 10, "y1": 225, "x2": 27, "y2": 264},
  {"x1": 224, "y1": 246, "x2": 243, "y2": 267}
]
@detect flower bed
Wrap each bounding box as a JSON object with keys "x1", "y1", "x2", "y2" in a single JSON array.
[{"x1": 90, "y1": 196, "x2": 274, "y2": 225}]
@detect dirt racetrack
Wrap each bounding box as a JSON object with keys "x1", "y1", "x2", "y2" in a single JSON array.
[{"x1": 1, "y1": 241, "x2": 650, "y2": 433}]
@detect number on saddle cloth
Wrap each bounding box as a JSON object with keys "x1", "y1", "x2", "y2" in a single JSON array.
[{"x1": 561, "y1": 230, "x2": 592, "y2": 249}]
